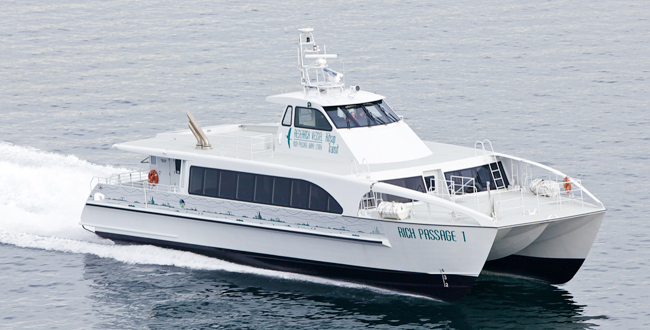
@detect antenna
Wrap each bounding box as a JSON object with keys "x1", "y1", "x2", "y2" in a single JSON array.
[{"x1": 297, "y1": 28, "x2": 345, "y2": 95}]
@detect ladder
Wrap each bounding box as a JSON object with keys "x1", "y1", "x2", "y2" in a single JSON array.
[{"x1": 489, "y1": 160, "x2": 506, "y2": 190}]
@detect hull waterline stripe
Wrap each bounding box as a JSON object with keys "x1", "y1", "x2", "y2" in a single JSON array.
[
  {"x1": 83, "y1": 203, "x2": 388, "y2": 246},
  {"x1": 80, "y1": 223, "x2": 179, "y2": 239}
]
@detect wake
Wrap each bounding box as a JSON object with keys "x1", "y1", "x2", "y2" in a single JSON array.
[{"x1": 0, "y1": 142, "x2": 376, "y2": 290}]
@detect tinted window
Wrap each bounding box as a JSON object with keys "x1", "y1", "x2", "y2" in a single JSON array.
[
  {"x1": 237, "y1": 172, "x2": 255, "y2": 202},
  {"x1": 204, "y1": 168, "x2": 219, "y2": 197},
  {"x1": 187, "y1": 166, "x2": 343, "y2": 214},
  {"x1": 324, "y1": 107, "x2": 357, "y2": 129},
  {"x1": 295, "y1": 107, "x2": 332, "y2": 131},
  {"x1": 376, "y1": 100, "x2": 400, "y2": 122},
  {"x1": 328, "y1": 196, "x2": 343, "y2": 213},
  {"x1": 189, "y1": 167, "x2": 204, "y2": 195},
  {"x1": 291, "y1": 180, "x2": 310, "y2": 208},
  {"x1": 273, "y1": 177, "x2": 292, "y2": 207},
  {"x1": 219, "y1": 170, "x2": 237, "y2": 199},
  {"x1": 444, "y1": 162, "x2": 509, "y2": 194},
  {"x1": 382, "y1": 176, "x2": 425, "y2": 192},
  {"x1": 364, "y1": 103, "x2": 393, "y2": 125},
  {"x1": 254, "y1": 175, "x2": 273, "y2": 204},
  {"x1": 309, "y1": 184, "x2": 328, "y2": 212},
  {"x1": 380, "y1": 176, "x2": 426, "y2": 203},
  {"x1": 175, "y1": 159, "x2": 182, "y2": 174},
  {"x1": 324, "y1": 100, "x2": 400, "y2": 129},
  {"x1": 424, "y1": 175, "x2": 436, "y2": 192}
]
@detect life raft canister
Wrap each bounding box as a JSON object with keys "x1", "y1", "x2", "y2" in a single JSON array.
[
  {"x1": 563, "y1": 176, "x2": 572, "y2": 195},
  {"x1": 148, "y1": 169, "x2": 159, "y2": 184}
]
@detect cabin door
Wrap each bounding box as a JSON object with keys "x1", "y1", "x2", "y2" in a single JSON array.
[
  {"x1": 156, "y1": 157, "x2": 171, "y2": 186},
  {"x1": 156, "y1": 158, "x2": 182, "y2": 190}
]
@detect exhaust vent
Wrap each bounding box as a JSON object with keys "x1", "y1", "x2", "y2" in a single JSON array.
[{"x1": 187, "y1": 111, "x2": 212, "y2": 149}]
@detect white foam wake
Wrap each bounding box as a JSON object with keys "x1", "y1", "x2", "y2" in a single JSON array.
[
  {"x1": 0, "y1": 142, "x2": 121, "y2": 240},
  {"x1": 0, "y1": 142, "x2": 372, "y2": 289}
]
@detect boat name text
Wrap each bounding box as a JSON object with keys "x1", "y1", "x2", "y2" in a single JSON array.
[{"x1": 397, "y1": 226, "x2": 465, "y2": 242}]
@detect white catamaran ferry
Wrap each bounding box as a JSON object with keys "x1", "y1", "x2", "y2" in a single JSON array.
[{"x1": 80, "y1": 28, "x2": 606, "y2": 302}]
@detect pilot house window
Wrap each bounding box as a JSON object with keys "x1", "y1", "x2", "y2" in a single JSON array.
[
  {"x1": 282, "y1": 106, "x2": 292, "y2": 126},
  {"x1": 324, "y1": 100, "x2": 400, "y2": 129},
  {"x1": 294, "y1": 107, "x2": 332, "y2": 131}
]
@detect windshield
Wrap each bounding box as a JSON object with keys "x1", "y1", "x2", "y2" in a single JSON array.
[{"x1": 324, "y1": 100, "x2": 400, "y2": 129}]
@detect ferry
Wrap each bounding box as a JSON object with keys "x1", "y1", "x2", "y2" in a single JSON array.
[{"x1": 80, "y1": 28, "x2": 606, "y2": 302}]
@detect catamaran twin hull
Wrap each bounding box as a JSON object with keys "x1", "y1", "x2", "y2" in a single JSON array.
[
  {"x1": 81, "y1": 178, "x2": 604, "y2": 302},
  {"x1": 82, "y1": 184, "x2": 498, "y2": 302},
  {"x1": 80, "y1": 28, "x2": 605, "y2": 302}
]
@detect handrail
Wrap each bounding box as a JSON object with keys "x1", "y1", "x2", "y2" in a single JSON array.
[
  {"x1": 350, "y1": 159, "x2": 359, "y2": 175},
  {"x1": 371, "y1": 182, "x2": 496, "y2": 227},
  {"x1": 90, "y1": 171, "x2": 181, "y2": 194},
  {"x1": 218, "y1": 133, "x2": 273, "y2": 160},
  {"x1": 474, "y1": 139, "x2": 495, "y2": 155},
  {"x1": 421, "y1": 170, "x2": 592, "y2": 220},
  {"x1": 495, "y1": 152, "x2": 604, "y2": 208}
]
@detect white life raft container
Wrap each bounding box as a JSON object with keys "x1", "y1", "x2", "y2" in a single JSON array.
[
  {"x1": 530, "y1": 178, "x2": 560, "y2": 197},
  {"x1": 377, "y1": 201, "x2": 411, "y2": 220}
]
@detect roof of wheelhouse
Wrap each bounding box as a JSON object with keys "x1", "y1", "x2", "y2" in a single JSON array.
[{"x1": 266, "y1": 90, "x2": 385, "y2": 108}]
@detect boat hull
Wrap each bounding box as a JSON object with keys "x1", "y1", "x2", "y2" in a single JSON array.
[
  {"x1": 81, "y1": 190, "x2": 498, "y2": 303},
  {"x1": 97, "y1": 230, "x2": 478, "y2": 302},
  {"x1": 483, "y1": 211, "x2": 605, "y2": 283}
]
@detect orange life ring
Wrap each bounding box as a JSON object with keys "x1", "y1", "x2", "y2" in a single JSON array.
[
  {"x1": 563, "y1": 176, "x2": 571, "y2": 195},
  {"x1": 148, "y1": 169, "x2": 159, "y2": 184}
]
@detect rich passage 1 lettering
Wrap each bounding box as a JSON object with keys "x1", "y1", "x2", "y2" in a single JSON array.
[{"x1": 397, "y1": 226, "x2": 466, "y2": 242}]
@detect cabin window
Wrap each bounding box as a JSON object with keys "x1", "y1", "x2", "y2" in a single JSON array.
[
  {"x1": 254, "y1": 175, "x2": 274, "y2": 204},
  {"x1": 204, "y1": 168, "x2": 220, "y2": 197},
  {"x1": 291, "y1": 180, "x2": 310, "y2": 208},
  {"x1": 282, "y1": 106, "x2": 292, "y2": 126},
  {"x1": 328, "y1": 196, "x2": 343, "y2": 213},
  {"x1": 188, "y1": 166, "x2": 343, "y2": 214},
  {"x1": 237, "y1": 172, "x2": 255, "y2": 202},
  {"x1": 272, "y1": 177, "x2": 292, "y2": 207},
  {"x1": 424, "y1": 175, "x2": 436, "y2": 192},
  {"x1": 379, "y1": 176, "x2": 426, "y2": 203},
  {"x1": 175, "y1": 159, "x2": 182, "y2": 174},
  {"x1": 385, "y1": 176, "x2": 426, "y2": 193},
  {"x1": 294, "y1": 107, "x2": 332, "y2": 131},
  {"x1": 309, "y1": 184, "x2": 329, "y2": 212},
  {"x1": 219, "y1": 170, "x2": 237, "y2": 199},
  {"x1": 151, "y1": 156, "x2": 157, "y2": 165},
  {"x1": 325, "y1": 107, "x2": 357, "y2": 128},
  {"x1": 444, "y1": 162, "x2": 509, "y2": 194},
  {"x1": 188, "y1": 167, "x2": 204, "y2": 195},
  {"x1": 324, "y1": 100, "x2": 400, "y2": 129}
]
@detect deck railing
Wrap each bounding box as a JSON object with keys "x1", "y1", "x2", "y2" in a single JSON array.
[
  {"x1": 217, "y1": 133, "x2": 273, "y2": 160},
  {"x1": 90, "y1": 171, "x2": 181, "y2": 194},
  {"x1": 445, "y1": 174, "x2": 586, "y2": 220},
  {"x1": 358, "y1": 174, "x2": 592, "y2": 223}
]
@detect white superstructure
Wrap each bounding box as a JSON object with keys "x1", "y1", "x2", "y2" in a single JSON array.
[{"x1": 80, "y1": 29, "x2": 605, "y2": 302}]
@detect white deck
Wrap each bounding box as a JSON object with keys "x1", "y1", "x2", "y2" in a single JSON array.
[
  {"x1": 111, "y1": 123, "x2": 605, "y2": 229},
  {"x1": 115, "y1": 124, "x2": 484, "y2": 177}
]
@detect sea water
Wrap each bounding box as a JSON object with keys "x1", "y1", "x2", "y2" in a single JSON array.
[{"x1": 1, "y1": 0, "x2": 649, "y2": 328}]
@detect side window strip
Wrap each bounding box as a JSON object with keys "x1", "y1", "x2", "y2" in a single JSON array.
[{"x1": 188, "y1": 166, "x2": 343, "y2": 214}]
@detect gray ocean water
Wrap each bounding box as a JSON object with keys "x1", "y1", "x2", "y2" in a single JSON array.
[{"x1": 1, "y1": 0, "x2": 649, "y2": 328}]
